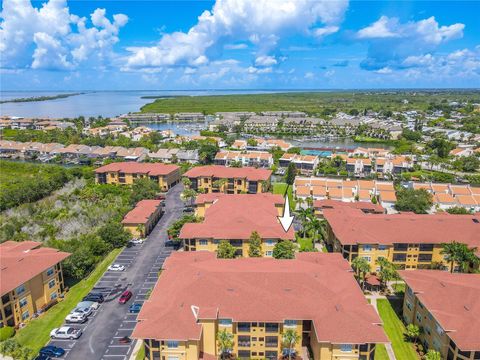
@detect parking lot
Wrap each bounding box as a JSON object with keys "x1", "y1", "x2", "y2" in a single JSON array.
[{"x1": 44, "y1": 184, "x2": 184, "y2": 360}]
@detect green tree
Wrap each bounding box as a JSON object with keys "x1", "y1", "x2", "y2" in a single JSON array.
[
  {"x1": 130, "y1": 177, "x2": 158, "y2": 204},
  {"x1": 217, "y1": 240, "x2": 237, "y2": 259},
  {"x1": 247, "y1": 138, "x2": 258, "y2": 146},
  {"x1": 405, "y1": 324, "x2": 421, "y2": 345},
  {"x1": 285, "y1": 163, "x2": 297, "y2": 185},
  {"x1": 446, "y1": 206, "x2": 470, "y2": 215},
  {"x1": 273, "y1": 240, "x2": 296, "y2": 259},
  {"x1": 217, "y1": 329, "x2": 234, "y2": 360},
  {"x1": 167, "y1": 215, "x2": 198, "y2": 242},
  {"x1": 351, "y1": 257, "x2": 371, "y2": 289},
  {"x1": 425, "y1": 349, "x2": 441, "y2": 360},
  {"x1": 428, "y1": 138, "x2": 455, "y2": 158},
  {"x1": 441, "y1": 241, "x2": 479, "y2": 273},
  {"x1": 182, "y1": 177, "x2": 192, "y2": 188},
  {"x1": 395, "y1": 188, "x2": 433, "y2": 214},
  {"x1": 0, "y1": 326, "x2": 15, "y2": 341},
  {"x1": 248, "y1": 231, "x2": 262, "y2": 257},
  {"x1": 282, "y1": 328, "x2": 301, "y2": 360},
  {"x1": 98, "y1": 221, "x2": 132, "y2": 248},
  {"x1": 212, "y1": 178, "x2": 227, "y2": 192},
  {"x1": 181, "y1": 188, "x2": 198, "y2": 206},
  {"x1": 376, "y1": 258, "x2": 398, "y2": 289},
  {"x1": 199, "y1": 143, "x2": 219, "y2": 164}
]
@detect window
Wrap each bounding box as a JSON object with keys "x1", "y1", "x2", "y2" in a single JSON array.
[
  {"x1": 418, "y1": 254, "x2": 432, "y2": 262},
  {"x1": 393, "y1": 253, "x2": 407, "y2": 262},
  {"x1": 363, "y1": 245, "x2": 372, "y2": 252},
  {"x1": 238, "y1": 336, "x2": 251, "y2": 347},
  {"x1": 416, "y1": 312, "x2": 422, "y2": 323},
  {"x1": 435, "y1": 323, "x2": 443, "y2": 336},
  {"x1": 265, "y1": 351, "x2": 278, "y2": 359},
  {"x1": 362, "y1": 256, "x2": 371, "y2": 262},
  {"x1": 238, "y1": 351, "x2": 250, "y2": 359},
  {"x1": 48, "y1": 279, "x2": 56, "y2": 289},
  {"x1": 340, "y1": 344, "x2": 353, "y2": 352},
  {"x1": 166, "y1": 341, "x2": 179, "y2": 348},
  {"x1": 238, "y1": 323, "x2": 251, "y2": 332},
  {"x1": 265, "y1": 336, "x2": 278, "y2": 347},
  {"x1": 284, "y1": 320, "x2": 297, "y2": 328},
  {"x1": 265, "y1": 251, "x2": 273, "y2": 257},
  {"x1": 406, "y1": 301, "x2": 412, "y2": 311},
  {"x1": 199, "y1": 240, "x2": 208, "y2": 246},
  {"x1": 393, "y1": 243, "x2": 408, "y2": 251},
  {"x1": 21, "y1": 311, "x2": 29, "y2": 321},
  {"x1": 219, "y1": 318, "x2": 232, "y2": 326},
  {"x1": 378, "y1": 245, "x2": 388, "y2": 251},
  {"x1": 46, "y1": 267, "x2": 54, "y2": 276},
  {"x1": 432, "y1": 339, "x2": 441, "y2": 352},
  {"x1": 419, "y1": 244, "x2": 434, "y2": 252},
  {"x1": 50, "y1": 292, "x2": 58, "y2": 300},
  {"x1": 265, "y1": 240, "x2": 276, "y2": 246},
  {"x1": 16, "y1": 284, "x2": 26, "y2": 295},
  {"x1": 19, "y1": 297, "x2": 28, "y2": 308},
  {"x1": 424, "y1": 325, "x2": 431, "y2": 336}
]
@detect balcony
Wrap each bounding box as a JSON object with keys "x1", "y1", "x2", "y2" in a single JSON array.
[
  {"x1": 238, "y1": 336, "x2": 251, "y2": 347},
  {"x1": 237, "y1": 323, "x2": 251, "y2": 332},
  {"x1": 265, "y1": 323, "x2": 279, "y2": 333}
]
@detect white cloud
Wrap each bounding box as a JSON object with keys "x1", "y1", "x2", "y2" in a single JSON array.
[
  {"x1": 375, "y1": 67, "x2": 393, "y2": 74},
  {"x1": 357, "y1": 16, "x2": 464, "y2": 71},
  {"x1": 224, "y1": 43, "x2": 248, "y2": 50},
  {"x1": 304, "y1": 71, "x2": 315, "y2": 79},
  {"x1": 125, "y1": 0, "x2": 349, "y2": 69},
  {"x1": 255, "y1": 55, "x2": 278, "y2": 67},
  {"x1": 313, "y1": 25, "x2": 339, "y2": 38},
  {"x1": 0, "y1": 0, "x2": 128, "y2": 70}
]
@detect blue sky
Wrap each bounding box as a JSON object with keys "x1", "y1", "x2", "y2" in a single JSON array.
[{"x1": 1, "y1": 0, "x2": 479, "y2": 90}]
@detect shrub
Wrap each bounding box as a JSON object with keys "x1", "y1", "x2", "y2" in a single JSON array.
[{"x1": 0, "y1": 326, "x2": 15, "y2": 341}]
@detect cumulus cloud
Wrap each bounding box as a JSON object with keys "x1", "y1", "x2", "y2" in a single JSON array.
[
  {"x1": 357, "y1": 16, "x2": 464, "y2": 71},
  {"x1": 0, "y1": 0, "x2": 128, "y2": 70},
  {"x1": 124, "y1": 0, "x2": 349, "y2": 70},
  {"x1": 255, "y1": 55, "x2": 278, "y2": 67}
]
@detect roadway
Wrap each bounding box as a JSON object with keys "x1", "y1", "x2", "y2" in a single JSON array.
[{"x1": 46, "y1": 183, "x2": 184, "y2": 360}]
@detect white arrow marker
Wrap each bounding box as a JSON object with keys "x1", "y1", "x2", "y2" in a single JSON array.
[{"x1": 278, "y1": 194, "x2": 294, "y2": 232}]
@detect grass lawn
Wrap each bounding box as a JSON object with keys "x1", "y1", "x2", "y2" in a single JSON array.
[
  {"x1": 272, "y1": 182, "x2": 295, "y2": 209},
  {"x1": 375, "y1": 344, "x2": 389, "y2": 360},
  {"x1": 135, "y1": 341, "x2": 145, "y2": 360},
  {"x1": 377, "y1": 299, "x2": 418, "y2": 360},
  {"x1": 16, "y1": 248, "x2": 122, "y2": 354}
]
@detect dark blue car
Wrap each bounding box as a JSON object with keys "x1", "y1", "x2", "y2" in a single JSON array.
[
  {"x1": 129, "y1": 303, "x2": 142, "y2": 313},
  {"x1": 34, "y1": 354, "x2": 51, "y2": 360},
  {"x1": 39, "y1": 345, "x2": 65, "y2": 357}
]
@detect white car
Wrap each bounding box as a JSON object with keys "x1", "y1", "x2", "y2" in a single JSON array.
[
  {"x1": 108, "y1": 264, "x2": 125, "y2": 271},
  {"x1": 65, "y1": 313, "x2": 87, "y2": 324},
  {"x1": 71, "y1": 301, "x2": 98, "y2": 317},
  {"x1": 50, "y1": 326, "x2": 82, "y2": 339},
  {"x1": 130, "y1": 238, "x2": 144, "y2": 245}
]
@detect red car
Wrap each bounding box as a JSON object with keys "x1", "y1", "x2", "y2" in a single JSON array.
[{"x1": 118, "y1": 290, "x2": 132, "y2": 304}]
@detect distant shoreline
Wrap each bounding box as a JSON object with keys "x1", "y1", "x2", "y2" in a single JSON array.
[{"x1": 0, "y1": 92, "x2": 83, "y2": 104}]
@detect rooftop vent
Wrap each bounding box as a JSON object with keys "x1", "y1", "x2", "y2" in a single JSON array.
[
  {"x1": 464, "y1": 305, "x2": 470, "y2": 311},
  {"x1": 473, "y1": 219, "x2": 479, "y2": 224},
  {"x1": 226, "y1": 288, "x2": 234, "y2": 292}
]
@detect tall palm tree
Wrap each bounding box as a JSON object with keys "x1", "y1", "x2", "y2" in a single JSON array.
[
  {"x1": 351, "y1": 257, "x2": 371, "y2": 289},
  {"x1": 282, "y1": 329, "x2": 300, "y2": 360},
  {"x1": 441, "y1": 241, "x2": 478, "y2": 273},
  {"x1": 217, "y1": 329, "x2": 234, "y2": 360}
]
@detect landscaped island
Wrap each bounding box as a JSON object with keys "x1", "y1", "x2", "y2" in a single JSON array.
[{"x1": 0, "y1": 92, "x2": 83, "y2": 104}]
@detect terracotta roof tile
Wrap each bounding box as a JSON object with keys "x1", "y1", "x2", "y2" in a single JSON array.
[
  {"x1": 184, "y1": 165, "x2": 271, "y2": 182},
  {"x1": 122, "y1": 200, "x2": 162, "y2": 224},
  {"x1": 95, "y1": 162, "x2": 179, "y2": 176}
]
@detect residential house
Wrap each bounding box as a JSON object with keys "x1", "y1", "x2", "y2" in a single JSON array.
[
  {"x1": 278, "y1": 153, "x2": 319, "y2": 175},
  {"x1": 132, "y1": 251, "x2": 388, "y2": 360},
  {"x1": 214, "y1": 151, "x2": 273, "y2": 168},
  {"x1": 95, "y1": 162, "x2": 181, "y2": 191},
  {"x1": 174, "y1": 113, "x2": 205, "y2": 122},
  {"x1": 183, "y1": 165, "x2": 272, "y2": 194},
  {"x1": 401, "y1": 271, "x2": 480, "y2": 360},
  {"x1": 0, "y1": 241, "x2": 70, "y2": 327},
  {"x1": 180, "y1": 193, "x2": 293, "y2": 257}
]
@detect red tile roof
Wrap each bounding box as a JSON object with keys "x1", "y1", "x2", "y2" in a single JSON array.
[
  {"x1": 0, "y1": 241, "x2": 70, "y2": 296},
  {"x1": 183, "y1": 165, "x2": 271, "y2": 181},
  {"x1": 323, "y1": 207, "x2": 480, "y2": 246},
  {"x1": 400, "y1": 270, "x2": 480, "y2": 351},
  {"x1": 314, "y1": 200, "x2": 384, "y2": 213},
  {"x1": 180, "y1": 194, "x2": 294, "y2": 240},
  {"x1": 95, "y1": 162, "x2": 179, "y2": 176},
  {"x1": 122, "y1": 200, "x2": 162, "y2": 224},
  {"x1": 132, "y1": 252, "x2": 388, "y2": 344}
]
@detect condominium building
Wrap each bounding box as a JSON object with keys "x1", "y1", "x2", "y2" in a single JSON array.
[
  {"x1": 183, "y1": 165, "x2": 271, "y2": 194},
  {"x1": 122, "y1": 200, "x2": 163, "y2": 237},
  {"x1": 400, "y1": 271, "x2": 480, "y2": 360},
  {"x1": 0, "y1": 241, "x2": 70, "y2": 327},
  {"x1": 95, "y1": 162, "x2": 181, "y2": 191},
  {"x1": 278, "y1": 153, "x2": 319, "y2": 175},
  {"x1": 132, "y1": 252, "x2": 388, "y2": 360},
  {"x1": 214, "y1": 151, "x2": 273, "y2": 168},
  {"x1": 180, "y1": 193, "x2": 293, "y2": 257},
  {"x1": 323, "y1": 206, "x2": 480, "y2": 271}
]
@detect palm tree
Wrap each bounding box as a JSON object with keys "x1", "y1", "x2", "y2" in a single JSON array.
[
  {"x1": 217, "y1": 329, "x2": 234, "y2": 360},
  {"x1": 376, "y1": 258, "x2": 398, "y2": 290},
  {"x1": 282, "y1": 329, "x2": 300, "y2": 360},
  {"x1": 212, "y1": 178, "x2": 227, "y2": 192},
  {"x1": 136, "y1": 224, "x2": 146, "y2": 238},
  {"x1": 351, "y1": 257, "x2": 371, "y2": 289},
  {"x1": 181, "y1": 188, "x2": 197, "y2": 207},
  {"x1": 182, "y1": 177, "x2": 192, "y2": 188},
  {"x1": 441, "y1": 241, "x2": 478, "y2": 273}
]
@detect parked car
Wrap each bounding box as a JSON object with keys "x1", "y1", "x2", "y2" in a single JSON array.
[
  {"x1": 183, "y1": 206, "x2": 194, "y2": 213},
  {"x1": 65, "y1": 312, "x2": 87, "y2": 324},
  {"x1": 77, "y1": 300, "x2": 100, "y2": 310},
  {"x1": 156, "y1": 194, "x2": 166, "y2": 201},
  {"x1": 118, "y1": 290, "x2": 132, "y2": 304},
  {"x1": 34, "y1": 354, "x2": 51, "y2": 360},
  {"x1": 50, "y1": 327, "x2": 82, "y2": 340},
  {"x1": 108, "y1": 264, "x2": 126, "y2": 271},
  {"x1": 129, "y1": 303, "x2": 142, "y2": 313},
  {"x1": 83, "y1": 293, "x2": 104, "y2": 303},
  {"x1": 39, "y1": 346, "x2": 65, "y2": 357},
  {"x1": 130, "y1": 238, "x2": 144, "y2": 245}
]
